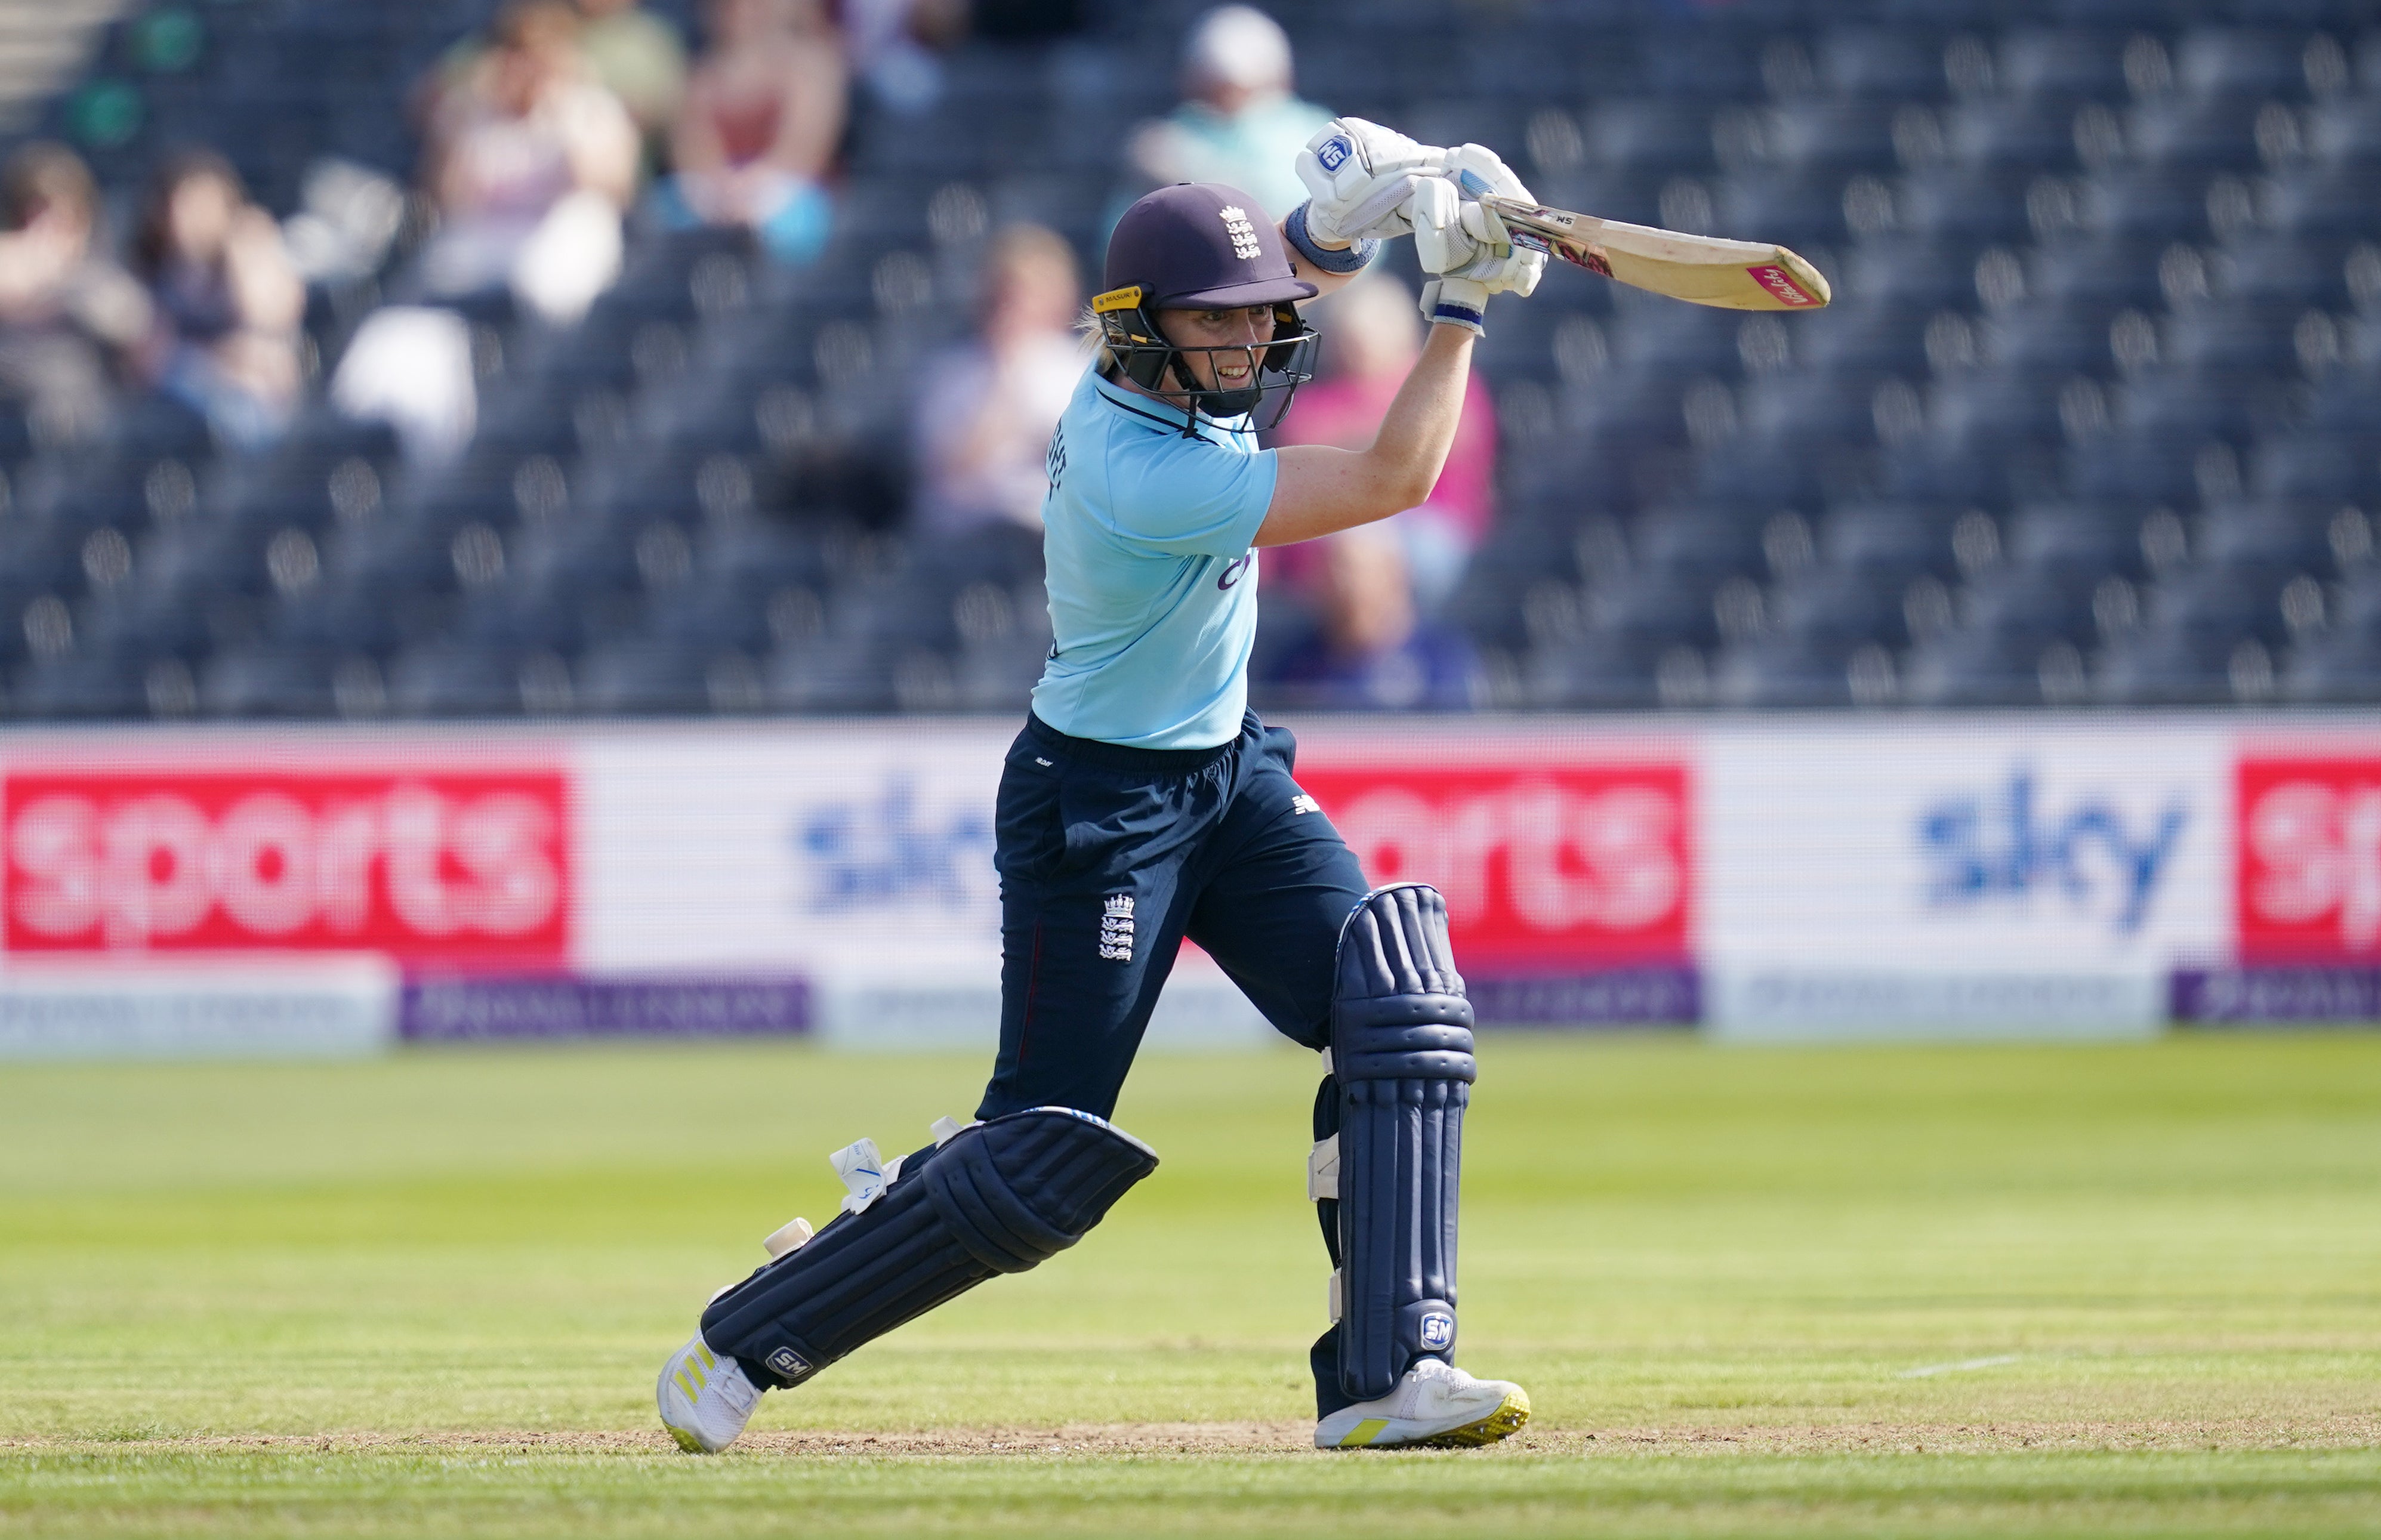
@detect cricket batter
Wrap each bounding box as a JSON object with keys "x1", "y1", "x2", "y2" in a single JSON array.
[{"x1": 659, "y1": 118, "x2": 1545, "y2": 1452}]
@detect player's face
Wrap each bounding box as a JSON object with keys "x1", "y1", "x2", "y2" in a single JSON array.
[{"x1": 1157, "y1": 304, "x2": 1277, "y2": 395}]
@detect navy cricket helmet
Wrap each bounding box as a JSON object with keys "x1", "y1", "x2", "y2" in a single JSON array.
[{"x1": 1093, "y1": 183, "x2": 1321, "y2": 430}]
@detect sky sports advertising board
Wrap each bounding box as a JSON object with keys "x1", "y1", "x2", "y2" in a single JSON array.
[{"x1": 1, "y1": 718, "x2": 2378, "y2": 1053}]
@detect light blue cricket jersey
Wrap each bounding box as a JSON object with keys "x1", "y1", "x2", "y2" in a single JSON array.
[{"x1": 1029, "y1": 368, "x2": 1278, "y2": 749}]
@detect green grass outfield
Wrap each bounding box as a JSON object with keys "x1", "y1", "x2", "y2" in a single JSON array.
[{"x1": 2, "y1": 1033, "x2": 2377, "y2": 1538}]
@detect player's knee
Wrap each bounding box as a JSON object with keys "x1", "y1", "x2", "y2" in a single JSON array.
[
  {"x1": 924, "y1": 1107, "x2": 1156, "y2": 1273},
  {"x1": 1330, "y1": 884, "x2": 1476, "y2": 1082}
]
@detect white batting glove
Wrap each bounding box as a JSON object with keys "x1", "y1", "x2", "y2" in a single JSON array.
[
  {"x1": 1410, "y1": 186, "x2": 1523, "y2": 286},
  {"x1": 1408, "y1": 180, "x2": 1492, "y2": 333},
  {"x1": 1418, "y1": 276, "x2": 1492, "y2": 335},
  {"x1": 1435, "y1": 143, "x2": 1547, "y2": 298},
  {"x1": 1294, "y1": 117, "x2": 1448, "y2": 246}
]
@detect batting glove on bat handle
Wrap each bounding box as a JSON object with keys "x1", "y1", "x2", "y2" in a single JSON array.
[
  {"x1": 1296, "y1": 116, "x2": 1447, "y2": 245},
  {"x1": 1420, "y1": 277, "x2": 1490, "y2": 336}
]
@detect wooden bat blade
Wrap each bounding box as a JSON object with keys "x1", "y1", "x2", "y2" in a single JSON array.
[{"x1": 1481, "y1": 195, "x2": 1833, "y2": 312}]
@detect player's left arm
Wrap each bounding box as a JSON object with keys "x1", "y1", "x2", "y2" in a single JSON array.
[{"x1": 1282, "y1": 220, "x2": 1366, "y2": 302}]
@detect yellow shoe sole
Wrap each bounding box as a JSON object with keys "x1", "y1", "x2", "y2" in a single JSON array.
[
  {"x1": 1415, "y1": 1389, "x2": 1531, "y2": 1449},
  {"x1": 665, "y1": 1425, "x2": 708, "y2": 1453}
]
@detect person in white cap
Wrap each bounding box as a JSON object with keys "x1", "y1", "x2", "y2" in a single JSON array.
[{"x1": 1125, "y1": 5, "x2": 1333, "y2": 219}]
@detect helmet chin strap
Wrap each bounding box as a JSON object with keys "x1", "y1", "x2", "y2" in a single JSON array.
[{"x1": 1170, "y1": 345, "x2": 1263, "y2": 421}]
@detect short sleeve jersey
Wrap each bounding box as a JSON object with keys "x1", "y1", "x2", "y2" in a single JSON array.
[{"x1": 1029, "y1": 368, "x2": 1278, "y2": 749}]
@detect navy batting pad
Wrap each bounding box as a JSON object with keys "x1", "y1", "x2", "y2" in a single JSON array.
[
  {"x1": 1331, "y1": 884, "x2": 1476, "y2": 1401},
  {"x1": 699, "y1": 1107, "x2": 1158, "y2": 1388}
]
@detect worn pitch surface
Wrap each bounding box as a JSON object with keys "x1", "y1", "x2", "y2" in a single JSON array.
[{"x1": 2, "y1": 1035, "x2": 2377, "y2": 1536}]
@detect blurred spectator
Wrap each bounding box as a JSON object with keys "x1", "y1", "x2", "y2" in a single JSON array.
[
  {"x1": 650, "y1": 0, "x2": 845, "y2": 266},
  {"x1": 279, "y1": 159, "x2": 411, "y2": 288},
  {"x1": 414, "y1": 0, "x2": 639, "y2": 325},
  {"x1": 909, "y1": 224, "x2": 1082, "y2": 535},
  {"x1": 331, "y1": 306, "x2": 476, "y2": 468},
  {"x1": 133, "y1": 150, "x2": 306, "y2": 449},
  {"x1": 575, "y1": 0, "x2": 690, "y2": 155},
  {"x1": 1272, "y1": 274, "x2": 1497, "y2": 610},
  {"x1": 1265, "y1": 524, "x2": 1482, "y2": 711},
  {"x1": 0, "y1": 143, "x2": 150, "y2": 445},
  {"x1": 1124, "y1": 5, "x2": 1330, "y2": 220},
  {"x1": 843, "y1": 0, "x2": 966, "y2": 115},
  {"x1": 427, "y1": 0, "x2": 688, "y2": 175}
]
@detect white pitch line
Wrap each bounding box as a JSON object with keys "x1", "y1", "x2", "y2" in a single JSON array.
[{"x1": 1897, "y1": 1354, "x2": 2023, "y2": 1379}]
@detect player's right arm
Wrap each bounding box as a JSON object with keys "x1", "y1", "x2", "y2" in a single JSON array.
[{"x1": 1255, "y1": 320, "x2": 1476, "y2": 548}]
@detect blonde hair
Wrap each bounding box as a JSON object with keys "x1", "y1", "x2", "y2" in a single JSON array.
[{"x1": 1078, "y1": 302, "x2": 1118, "y2": 372}]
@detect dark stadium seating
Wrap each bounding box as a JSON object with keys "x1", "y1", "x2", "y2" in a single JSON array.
[{"x1": 5, "y1": 0, "x2": 2381, "y2": 720}]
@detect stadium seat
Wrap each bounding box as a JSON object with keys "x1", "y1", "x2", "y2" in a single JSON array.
[
  {"x1": 1815, "y1": 26, "x2": 1953, "y2": 99},
  {"x1": 2121, "y1": 97, "x2": 2269, "y2": 171},
  {"x1": 1586, "y1": 572, "x2": 1727, "y2": 653},
  {"x1": 2115, "y1": 368, "x2": 2277, "y2": 441},
  {"x1": 1980, "y1": 299, "x2": 2133, "y2": 372},
  {"x1": 768, "y1": 634, "x2": 898, "y2": 713},
  {"x1": 2252, "y1": 433, "x2": 2379, "y2": 500},
  {"x1": 1962, "y1": 561, "x2": 2107, "y2": 644},
  {"x1": 13, "y1": 653, "x2": 157, "y2": 720},
  {"x1": 1943, "y1": 98, "x2": 2089, "y2": 172},
  {"x1": 2261, "y1": 165, "x2": 2381, "y2": 240},
  {"x1": 1523, "y1": 640, "x2": 1664, "y2": 711},
  {"x1": 1901, "y1": 628, "x2": 2051, "y2": 706},
  {"x1": 198, "y1": 645, "x2": 340, "y2": 718},
  {"x1": 2067, "y1": 430, "x2": 2225, "y2": 505},
  {"x1": 2173, "y1": 27, "x2": 2322, "y2": 99},
  {"x1": 2305, "y1": 94, "x2": 2381, "y2": 166},
  {"x1": 1713, "y1": 636, "x2": 1866, "y2": 708},
  {"x1": 1631, "y1": 506, "x2": 1772, "y2": 585},
  {"x1": 1769, "y1": 566, "x2": 1913, "y2": 646},
  {"x1": 2078, "y1": 168, "x2": 2222, "y2": 242},
  {"x1": 2093, "y1": 623, "x2": 2249, "y2": 704},
  {"x1": 387, "y1": 643, "x2": 529, "y2": 719},
  {"x1": 1581, "y1": 98, "x2": 1723, "y2": 177},
  {"x1": 1745, "y1": 101, "x2": 1905, "y2": 174},
  {"x1": 1926, "y1": 372, "x2": 2074, "y2": 453},
  {"x1": 1836, "y1": 240, "x2": 1985, "y2": 313},
  {"x1": 2283, "y1": 630, "x2": 2381, "y2": 700},
  {"x1": 1891, "y1": 168, "x2": 2040, "y2": 245},
  {"x1": 2196, "y1": 499, "x2": 2341, "y2": 575},
  {"x1": 1715, "y1": 171, "x2": 1854, "y2": 252},
  {"x1": 2209, "y1": 233, "x2": 2352, "y2": 307},
  {"x1": 576, "y1": 640, "x2": 752, "y2": 717},
  {"x1": 1820, "y1": 502, "x2": 1968, "y2": 579},
  {"x1": 2022, "y1": 237, "x2": 2172, "y2": 308},
  {"x1": 2006, "y1": 501, "x2": 2155, "y2": 578},
  {"x1": 1996, "y1": 28, "x2": 2136, "y2": 101}
]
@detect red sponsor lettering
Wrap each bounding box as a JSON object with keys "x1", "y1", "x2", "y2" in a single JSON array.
[
  {"x1": 4, "y1": 769, "x2": 570, "y2": 965},
  {"x1": 1747, "y1": 264, "x2": 1816, "y2": 306},
  {"x1": 2238, "y1": 758, "x2": 2381, "y2": 960},
  {"x1": 1294, "y1": 763, "x2": 1691, "y2": 967}
]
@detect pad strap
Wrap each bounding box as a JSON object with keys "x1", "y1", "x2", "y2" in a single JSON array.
[{"x1": 700, "y1": 1107, "x2": 1158, "y2": 1387}]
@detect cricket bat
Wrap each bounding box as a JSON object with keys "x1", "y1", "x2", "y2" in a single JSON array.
[{"x1": 1482, "y1": 194, "x2": 1833, "y2": 312}]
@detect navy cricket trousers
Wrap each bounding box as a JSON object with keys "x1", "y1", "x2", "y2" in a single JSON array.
[{"x1": 975, "y1": 710, "x2": 1369, "y2": 1122}]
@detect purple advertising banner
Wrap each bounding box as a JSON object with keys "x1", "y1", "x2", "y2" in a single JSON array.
[
  {"x1": 1466, "y1": 967, "x2": 1700, "y2": 1027},
  {"x1": 2170, "y1": 967, "x2": 2381, "y2": 1024},
  {"x1": 402, "y1": 976, "x2": 810, "y2": 1041}
]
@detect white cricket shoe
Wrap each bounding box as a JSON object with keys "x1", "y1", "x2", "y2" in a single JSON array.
[
  {"x1": 656, "y1": 1332, "x2": 761, "y2": 1453},
  {"x1": 1314, "y1": 1359, "x2": 1531, "y2": 1449}
]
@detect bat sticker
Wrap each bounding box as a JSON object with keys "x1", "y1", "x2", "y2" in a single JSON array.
[
  {"x1": 1745, "y1": 264, "x2": 1818, "y2": 307},
  {"x1": 1508, "y1": 227, "x2": 1613, "y2": 278}
]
